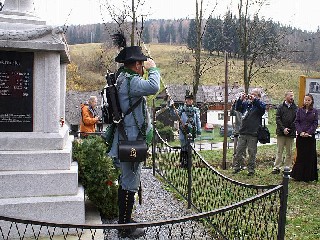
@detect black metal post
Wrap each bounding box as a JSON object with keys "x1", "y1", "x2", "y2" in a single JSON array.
[
  {"x1": 187, "y1": 133, "x2": 192, "y2": 209},
  {"x1": 152, "y1": 99, "x2": 156, "y2": 176},
  {"x1": 277, "y1": 167, "x2": 290, "y2": 240}
]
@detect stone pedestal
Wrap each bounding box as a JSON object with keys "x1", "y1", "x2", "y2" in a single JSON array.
[{"x1": 0, "y1": 0, "x2": 85, "y2": 232}]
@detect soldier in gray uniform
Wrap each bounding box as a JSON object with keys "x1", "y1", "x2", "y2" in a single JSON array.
[
  {"x1": 108, "y1": 46, "x2": 160, "y2": 238},
  {"x1": 175, "y1": 91, "x2": 201, "y2": 167}
]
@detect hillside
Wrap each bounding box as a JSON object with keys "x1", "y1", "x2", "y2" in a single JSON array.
[{"x1": 67, "y1": 43, "x2": 320, "y2": 103}]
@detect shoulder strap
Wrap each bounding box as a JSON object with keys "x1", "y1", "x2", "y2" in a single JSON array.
[
  {"x1": 118, "y1": 97, "x2": 143, "y2": 141},
  {"x1": 124, "y1": 97, "x2": 142, "y2": 116}
]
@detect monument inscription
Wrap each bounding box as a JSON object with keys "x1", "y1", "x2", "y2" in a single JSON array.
[{"x1": 0, "y1": 51, "x2": 33, "y2": 132}]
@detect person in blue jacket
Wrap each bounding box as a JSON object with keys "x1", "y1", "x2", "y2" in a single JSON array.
[
  {"x1": 232, "y1": 88, "x2": 266, "y2": 176},
  {"x1": 108, "y1": 45, "x2": 160, "y2": 238},
  {"x1": 173, "y1": 90, "x2": 201, "y2": 167}
]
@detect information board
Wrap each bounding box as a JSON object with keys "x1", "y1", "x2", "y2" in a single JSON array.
[
  {"x1": 0, "y1": 51, "x2": 34, "y2": 132},
  {"x1": 299, "y1": 75, "x2": 320, "y2": 124}
]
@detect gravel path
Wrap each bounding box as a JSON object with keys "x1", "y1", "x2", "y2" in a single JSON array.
[
  {"x1": 134, "y1": 168, "x2": 194, "y2": 221},
  {"x1": 102, "y1": 168, "x2": 210, "y2": 239}
]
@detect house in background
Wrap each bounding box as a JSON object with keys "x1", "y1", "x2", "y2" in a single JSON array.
[
  {"x1": 65, "y1": 84, "x2": 271, "y2": 137},
  {"x1": 161, "y1": 83, "x2": 271, "y2": 128}
]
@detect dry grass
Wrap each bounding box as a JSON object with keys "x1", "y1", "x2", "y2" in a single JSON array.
[{"x1": 67, "y1": 43, "x2": 320, "y2": 102}]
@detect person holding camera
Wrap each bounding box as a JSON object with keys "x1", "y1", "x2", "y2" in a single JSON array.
[
  {"x1": 108, "y1": 45, "x2": 160, "y2": 238},
  {"x1": 79, "y1": 95, "x2": 100, "y2": 138},
  {"x1": 271, "y1": 90, "x2": 297, "y2": 174},
  {"x1": 172, "y1": 90, "x2": 201, "y2": 168},
  {"x1": 232, "y1": 88, "x2": 266, "y2": 176}
]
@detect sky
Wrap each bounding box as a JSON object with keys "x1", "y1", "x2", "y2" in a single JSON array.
[{"x1": 33, "y1": 0, "x2": 320, "y2": 32}]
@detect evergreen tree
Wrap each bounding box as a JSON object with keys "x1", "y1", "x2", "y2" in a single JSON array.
[
  {"x1": 142, "y1": 25, "x2": 151, "y2": 44},
  {"x1": 178, "y1": 21, "x2": 186, "y2": 44},
  {"x1": 203, "y1": 17, "x2": 223, "y2": 55},
  {"x1": 203, "y1": 17, "x2": 215, "y2": 54},
  {"x1": 94, "y1": 24, "x2": 101, "y2": 43},
  {"x1": 165, "y1": 24, "x2": 171, "y2": 42},
  {"x1": 187, "y1": 19, "x2": 197, "y2": 51},
  {"x1": 158, "y1": 23, "x2": 166, "y2": 43},
  {"x1": 223, "y1": 11, "x2": 235, "y2": 55},
  {"x1": 170, "y1": 24, "x2": 176, "y2": 43}
]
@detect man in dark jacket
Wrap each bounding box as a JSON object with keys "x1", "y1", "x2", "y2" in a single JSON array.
[
  {"x1": 232, "y1": 88, "x2": 266, "y2": 176},
  {"x1": 271, "y1": 90, "x2": 298, "y2": 174}
]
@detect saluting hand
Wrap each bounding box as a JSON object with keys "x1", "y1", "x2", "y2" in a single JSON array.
[{"x1": 144, "y1": 58, "x2": 156, "y2": 70}]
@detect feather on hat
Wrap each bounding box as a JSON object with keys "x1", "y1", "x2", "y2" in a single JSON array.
[{"x1": 112, "y1": 32, "x2": 147, "y2": 63}]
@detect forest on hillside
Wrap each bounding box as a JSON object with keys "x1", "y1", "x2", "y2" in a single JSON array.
[{"x1": 65, "y1": 16, "x2": 320, "y2": 72}]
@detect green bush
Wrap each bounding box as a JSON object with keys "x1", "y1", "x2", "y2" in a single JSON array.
[
  {"x1": 73, "y1": 136, "x2": 120, "y2": 219},
  {"x1": 156, "y1": 121, "x2": 174, "y2": 141}
]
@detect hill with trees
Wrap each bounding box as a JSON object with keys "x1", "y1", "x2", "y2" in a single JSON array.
[
  {"x1": 65, "y1": 12, "x2": 320, "y2": 104},
  {"x1": 65, "y1": 17, "x2": 320, "y2": 73}
]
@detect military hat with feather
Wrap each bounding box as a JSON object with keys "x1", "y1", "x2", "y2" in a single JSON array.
[
  {"x1": 185, "y1": 90, "x2": 194, "y2": 99},
  {"x1": 112, "y1": 32, "x2": 148, "y2": 63}
]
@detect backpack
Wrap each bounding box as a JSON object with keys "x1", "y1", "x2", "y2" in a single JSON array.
[
  {"x1": 257, "y1": 118, "x2": 270, "y2": 144},
  {"x1": 101, "y1": 72, "x2": 123, "y2": 124},
  {"x1": 101, "y1": 72, "x2": 143, "y2": 152}
]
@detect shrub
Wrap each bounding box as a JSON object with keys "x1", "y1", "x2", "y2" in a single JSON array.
[
  {"x1": 156, "y1": 121, "x2": 174, "y2": 141},
  {"x1": 73, "y1": 136, "x2": 120, "y2": 219}
]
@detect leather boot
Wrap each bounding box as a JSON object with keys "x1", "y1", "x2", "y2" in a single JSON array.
[{"x1": 118, "y1": 187, "x2": 145, "y2": 238}]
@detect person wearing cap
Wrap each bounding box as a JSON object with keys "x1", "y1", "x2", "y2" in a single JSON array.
[
  {"x1": 174, "y1": 90, "x2": 201, "y2": 168},
  {"x1": 108, "y1": 45, "x2": 160, "y2": 238}
]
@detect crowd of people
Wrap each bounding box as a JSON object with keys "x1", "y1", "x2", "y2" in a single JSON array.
[
  {"x1": 78, "y1": 40, "x2": 318, "y2": 238},
  {"x1": 231, "y1": 89, "x2": 318, "y2": 182}
]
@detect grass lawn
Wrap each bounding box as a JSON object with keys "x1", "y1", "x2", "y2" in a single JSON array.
[{"x1": 199, "y1": 142, "x2": 320, "y2": 240}]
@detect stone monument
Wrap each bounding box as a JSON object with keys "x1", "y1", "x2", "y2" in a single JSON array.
[{"x1": 0, "y1": 0, "x2": 85, "y2": 233}]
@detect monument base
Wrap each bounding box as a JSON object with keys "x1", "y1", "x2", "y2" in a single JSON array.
[{"x1": 0, "y1": 186, "x2": 85, "y2": 239}]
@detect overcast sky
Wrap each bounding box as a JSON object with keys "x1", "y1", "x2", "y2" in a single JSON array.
[{"x1": 34, "y1": 0, "x2": 319, "y2": 32}]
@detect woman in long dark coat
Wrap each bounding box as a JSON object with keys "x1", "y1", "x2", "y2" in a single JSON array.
[{"x1": 292, "y1": 93, "x2": 318, "y2": 182}]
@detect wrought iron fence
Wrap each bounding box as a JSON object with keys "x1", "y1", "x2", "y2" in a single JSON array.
[
  {"x1": 0, "y1": 129, "x2": 288, "y2": 239},
  {"x1": 152, "y1": 129, "x2": 289, "y2": 240},
  {"x1": 0, "y1": 182, "x2": 284, "y2": 240}
]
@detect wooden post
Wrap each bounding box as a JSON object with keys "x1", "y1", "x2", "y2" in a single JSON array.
[{"x1": 222, "y1": 52, "x2": 229, "y2": 170}]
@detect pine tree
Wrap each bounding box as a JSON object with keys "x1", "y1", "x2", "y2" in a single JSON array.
[{"x1": 187, "y1": 19, "x2": 197, "y2": 51}]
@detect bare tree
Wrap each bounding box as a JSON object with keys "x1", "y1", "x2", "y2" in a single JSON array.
[
  {"x1": 182, "y1": 0, "x2": 220, "y2": 103},
  {"x1": 100, "y1": 0, "x2": 150, "y2": 46},
  {"x1": 237, "y1": 0, "x2": 284, "y2": 93}
]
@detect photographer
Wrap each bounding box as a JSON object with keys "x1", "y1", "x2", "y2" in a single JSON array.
[
  {"x1": 232, "y1": 89, "x2": 266, "y2": 176},
  {"x1": 79, "y1": 96, "x2": 100, "y2": 138}
]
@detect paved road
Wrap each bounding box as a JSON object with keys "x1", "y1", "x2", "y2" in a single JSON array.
[{"x1": 193, "y1": 137, "x2": 278, "y2": 151}]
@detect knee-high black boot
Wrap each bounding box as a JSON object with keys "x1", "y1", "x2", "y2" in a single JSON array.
[{"x1": 118, "y1": 187, "x2": 145, "y2": 238}]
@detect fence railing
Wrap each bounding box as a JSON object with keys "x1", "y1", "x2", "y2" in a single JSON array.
[
  {"x1": 152, "y1": 129, "x2": 289, "y2": 240},
  {"x1": 0, "y1": 182, "x2": 285, "y2": 240},
  {"x1": 0, "y1": 130, "x2": 288, "y2": 239}
]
